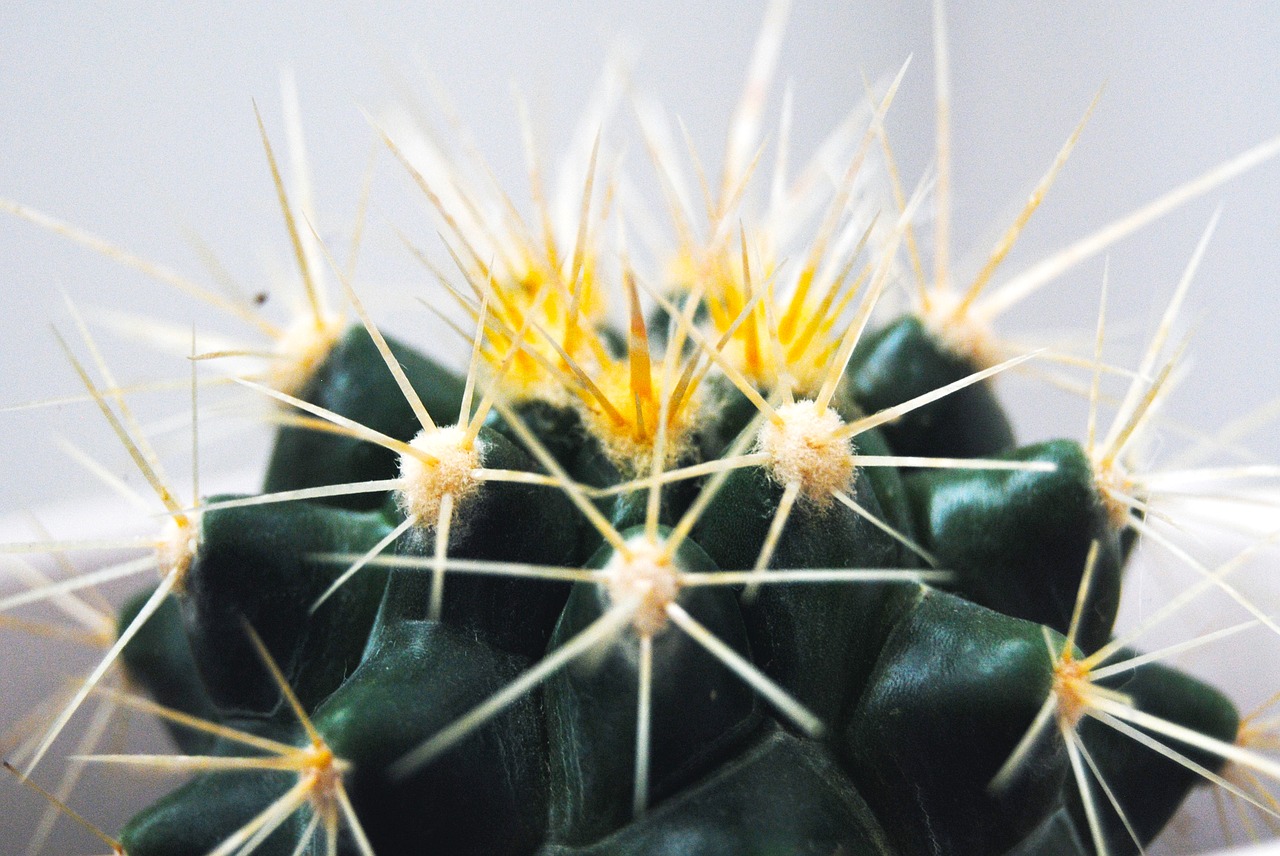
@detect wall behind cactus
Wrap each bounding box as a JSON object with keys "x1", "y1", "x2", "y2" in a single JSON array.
[{"x1": 0, "y1": 2, "x2": 1277, "y2": 852}]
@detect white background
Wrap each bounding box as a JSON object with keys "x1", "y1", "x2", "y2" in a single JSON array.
[{"x1": 1, "y1": 2, "x2": 1279, "y2": 852}]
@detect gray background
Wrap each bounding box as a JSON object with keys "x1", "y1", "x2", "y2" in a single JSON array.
[{"x1": 1, "y1": 2, "x2": 1278, "y2": 851}]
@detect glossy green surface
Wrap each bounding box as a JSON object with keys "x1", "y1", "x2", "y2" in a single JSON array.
[
  {"x1": 114, "y1": 320, "x2": 1236, "y2": 855},
  {"x1": 119, "y1": 718, "x2": 304, "y2": 856},
  {"x1": 841, "y1": 588, "x2": 1068, "y2": 856},
  {"x1": 317, "y1": 618, "x2": 547, "y2": 855},
  {"x1": 264, "y1": 325, "x2": 466, "y2": 510},
  {"x1": 541, "y1": 727, "x2": 896, "y2": 856},
  {"x1": 545, "y1": 533, "x2": 760, "y2": 846},
  {"x1": 119, "y1": 588, "x2": 221, "y2": 754},
  {"x1": 1067, "y1": 652, "x2": 1239, "y2": 855},
  {"x1": 843, "y1": 315, "x2": 1015, "y2": 459},
  {"x1": 904, "y1": 440, "x2": 1123, "y2": 652},
  {"x1": 182, "y1": 499, "x2": 393, "y2": 715},
  {"x1": 692, "y1": 459, "x2": 903, "y2": 724},
  {"x1": 385, "y1": 425, "x2": 580, "y2": 658}
]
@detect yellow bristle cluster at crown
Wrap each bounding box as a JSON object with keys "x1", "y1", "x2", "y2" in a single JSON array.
[
  {"x1": 443, "y1": 202, "x2": 613, "y2": 404},
  {"x1": 557, "y1": 266, "x2": 701, "y2": 473},
  {"x1": 694, "y1": 234, "x2": 865, "y2": 398}
]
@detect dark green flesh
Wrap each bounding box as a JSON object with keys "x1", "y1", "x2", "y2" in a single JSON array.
[
  {"x1": 263, "y1": 325, "x2": 466, "y2": 510},
  {"x1": 317, "y1": 618, "x2": 548, "y2": 856},
  {"x1": 1003, "y1": 810, "x2": 1088, "y2": 856},
  {"x1": 113, "y1": 319, "x2": 1232, "y2": 855},
  {"x1": 540, "y1": 726, "x2": 897, "y2": 856},
  {"x1": 119, "y1": 717, "x2": 305, "y2": 856},
  {"x1": 692, "y1": 461, "x2": 903, "y2": 725},
  {"x1": 545, "y1": 533, "x2": 761, "y2": 846},
  {"x1": 119, "y1": 588, "x2": 221, "y2": 754},
  {"x1": 385, "y1": 425, "x2": 580, "y2": 658},
  {"x1": 121, "y1": 769, "x2": 300, "y2": 856},
  {"x1": 181, "y1": 499, "x2": 394, "y2": 716},
  {"x1": 840, "y1": 588, "x2": 1069, "y2": 856},
  {"x1": 843, "y1": 314, "x2": 1016, "y2": 459},
  {"x1": 904, "y1": 439, "x2": 1124, "y2": 653}
]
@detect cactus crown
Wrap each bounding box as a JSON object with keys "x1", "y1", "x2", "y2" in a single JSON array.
[{"x1": 5, "y1": 5, "x2": 1280, "y2": 856}]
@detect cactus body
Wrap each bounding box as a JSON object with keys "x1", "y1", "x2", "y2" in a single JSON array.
[{"x1": 102, "y1": 317, "x2": 1238, "y2": 855}]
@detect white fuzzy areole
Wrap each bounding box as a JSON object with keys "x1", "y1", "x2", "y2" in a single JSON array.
[
  {"x1": 919, "y1": 292, "x2": 1003, "y2": 371},
  {"x1": 155, "y1": 515, "x2": 199, "y2": 590},
  {"x1": 1092, "y1": 458, "x2": 1140, "y2": 531},
  {"x1": 266, "y1": 311, "x2": 345, "y2": 396},
  {"x1": 756, "y1": 400, "x2": 854, "y2": 506},
  {"x1": 603, "y1": 536, "x2": 680, "y2": 637},
  {"x1": 396, "y1": 426, "x2": 482, "y2": 524}
]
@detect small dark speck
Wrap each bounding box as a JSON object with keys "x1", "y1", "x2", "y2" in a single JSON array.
[{"x1": 253, "y1": 292, "x2": 269, "y2": 306}]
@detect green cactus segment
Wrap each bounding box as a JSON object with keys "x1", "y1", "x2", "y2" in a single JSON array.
[
  {"x1": 843, "y1": 420, "x2": 919, "y2": 562},
  {"x1": 840, "y1": 588, "x2": 1068, "y2": 856},
  {"x1": 545, "y1": 534, "x2": 760, "y2": 846},
  {"x1": 610, "y1": 481, "x2": 687, "y2": 535},
  {"x1": 904, "y1": 440, "x2": 1124, "y2": 653},
  {"x1": 485, "y1": 400, "x2": 624, "y2": 564},
  {"x1": 107, "y1": 269, "x2": 1233, "y2": 854},
  {"x1": 541, "y1": 727, "x2": 896, "y2": 856},
  {"x1": 608, "y1": 389, "x2": 758, "y2": 537},
  {"x1": 121, "y1": 768, "x2": 299, "y2": 856},
  {"x1": 315, "y1": 618, "x2": 548, "y2": 856},
  {"x1": 692, "y1": 462, "x2": 903, "y2": 723},
  {"x1": 182, "y1": 500, "x2": 394, "y2": 716},
  {"x1": 610, "y1": 451, "x2": 711, "y2": 536},
  {"x1": 1066, "y1": 653, "x2": 1240, "y2": 855},
  {"x1": 843, "y1": 315, "x2": 1015, "y2": 459},
  {"x1": 119, "y1": 588, "x2": 221, "y2": 754},
  {"x1": 263, "y1": 325, "x2": 466, "y2": 510},
  {"x1": 119, "y1": 717, "x2": 307, "y2": 856},
  {"x1": 387, "y1": 425, "x2": 580, "y2": 657}
]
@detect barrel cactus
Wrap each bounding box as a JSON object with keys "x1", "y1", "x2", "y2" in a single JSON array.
[{"x1": 4, "y1": 5, "x2": 1280, "y2": 856}]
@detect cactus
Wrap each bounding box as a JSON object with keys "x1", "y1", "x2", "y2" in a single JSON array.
[{"x1": 4, "y1": 6, "x2": 1280, "y2": 856}]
